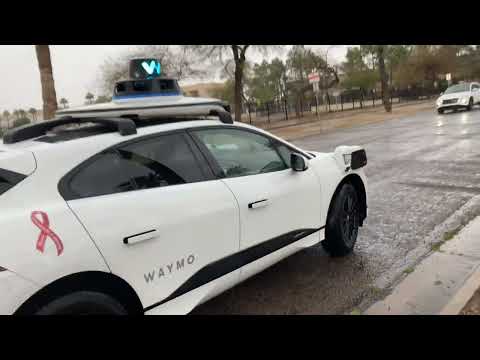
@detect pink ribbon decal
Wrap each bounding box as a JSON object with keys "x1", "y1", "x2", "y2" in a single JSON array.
[{"x1": 31, "y1": 211, "x2": 64, "y2": 256}]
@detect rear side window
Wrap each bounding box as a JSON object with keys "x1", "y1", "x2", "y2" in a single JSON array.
[
  {"x1": 65, "y1": 133, "x2": 206, "y2": 199},
  {"x1": 0, "y1": 169, "x2": 26, "y2": 195}
]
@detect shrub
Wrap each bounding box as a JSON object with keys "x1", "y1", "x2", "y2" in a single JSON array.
[{"x1": 13, "y1": 117, "x2": 31, "y2": 128}]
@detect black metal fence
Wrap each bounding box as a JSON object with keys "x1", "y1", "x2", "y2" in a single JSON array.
[{"x1": 240, "y1": 87, "x2": 441, "y2": 125}]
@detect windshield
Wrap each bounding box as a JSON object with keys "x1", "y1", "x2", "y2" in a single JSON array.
[{"x1": 444, "y1": 83, "x2": 469, "y2": 94}]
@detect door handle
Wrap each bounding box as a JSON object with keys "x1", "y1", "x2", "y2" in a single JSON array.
[
  {"x1": 123, "y1": 229, "x2": 157, "y2": 245},
  {"x1": 248, "y1": 199, "x2": 269, "y2": 209}
]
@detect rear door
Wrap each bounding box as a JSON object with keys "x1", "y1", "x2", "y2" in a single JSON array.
[{"x1": 60, "y1": 131, "x2": 240, "y2": 310}]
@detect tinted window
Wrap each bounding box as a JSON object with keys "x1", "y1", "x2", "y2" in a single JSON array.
[
  {"x1": 472, "y1": 84, "x2": 479, "y2": 90},
  {"x1": 275, "y1": 143, "x2": 294, "y2": 167},
  {"x1": 194, "y1": 128, "x2": 288, "y2": 178},
  {"x1": 0, "y1": 168, "x2": 26, "y2": 196},
  {"x1": 68, "y1": 134, "x2": 205, "y2": 198},
  {"x1": 70, "y1": 152, "x2": 141, "y2": 197}
]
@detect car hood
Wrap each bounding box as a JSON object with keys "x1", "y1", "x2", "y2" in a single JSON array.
[{"x1": 438, "y1": 91, "x2": 471, "y2": 101}]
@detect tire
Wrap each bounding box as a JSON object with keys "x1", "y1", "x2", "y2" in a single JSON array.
[
  {"x1": 322, "y1": 183, "x2": 360, "y2": 257},
  {"x1": 467, "y1": 98, "x2": 473, "y2": 111},
  {"x1": 437, "y1": 108, "x2": 444, "y2": 114},
  {"x1": 34, "y1": 291, "x2": 128, "y2": 315}
]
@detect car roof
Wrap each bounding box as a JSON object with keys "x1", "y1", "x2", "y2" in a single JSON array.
[{"x1": 0, "y1": 119, "x2": 248, "y2": 153}]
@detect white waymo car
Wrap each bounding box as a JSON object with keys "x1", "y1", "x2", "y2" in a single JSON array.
[
  {"x1": 0, "y1": 74, "x2": 367, "y2": 315},
  {"x1": 436, "y1": 82, "x2": 480, "y2": 114}
]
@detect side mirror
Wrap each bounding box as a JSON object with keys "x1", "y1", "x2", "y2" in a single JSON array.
[
  {"x1": 291, "y1": 153, "x2": 308, "y2": 172},
  {"x1": 350, "y1": 149, "x2": 367, "y2": 170}
]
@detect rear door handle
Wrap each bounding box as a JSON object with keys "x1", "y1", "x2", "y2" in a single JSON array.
[
  {"x1": 123, "y1": 229, "x2": 157, "y2": 245},
  {"x1": 248, "y1": 199, "x2": 269, "y2": 209}
]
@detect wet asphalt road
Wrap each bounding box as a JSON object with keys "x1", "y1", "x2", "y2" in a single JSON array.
[{"x1": 192, "y1": 106, "x2": 480, "y2": 315}]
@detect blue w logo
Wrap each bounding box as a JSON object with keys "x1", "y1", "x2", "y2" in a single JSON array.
[{"x1": 141, "y1": 60, "x2": 161, "y2": 76}]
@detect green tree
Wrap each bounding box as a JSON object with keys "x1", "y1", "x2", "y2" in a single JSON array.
[
  {"x1": 35, "y1": 45, "x2": 58, "y2": 120},
  {"x1": 248, "y1": 61, "x2": 276, "y2": 104},
  {"x1": 285, "y1": 46, "x2": 336, "y2": 116},
  {"x1": 210, "y1": 79, "x2": 235, "y2": 106},
  {"x1": 94, "y1": 95, "x2": 112, "y2": 104},
  {"x1": 386, "y1": 45, "x2": 411, "y2": 87},
  {"x1": 13, "y1": 117, "x2": 30, "y2": 128},
  {"x1": 341, "y1": 47, "x2": 379, "y2": 91}
]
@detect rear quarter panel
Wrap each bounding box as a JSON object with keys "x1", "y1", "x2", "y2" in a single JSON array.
[{"x1": 0, "y1": 146, "x2": 111, "y2": 293}]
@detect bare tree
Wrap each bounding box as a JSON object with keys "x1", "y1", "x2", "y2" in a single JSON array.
[
  {"x1": 98, "y1": 45, "x2": 207, "y2": 95},
  {"x1": 35, "y1": 45, "x2": 58, "y2": 120},
  {"x1": 187, "y1": 46, "x2": 277, "y2": 122},
  {"x1": 377, "y1": 45, "x2": 392, "y2": 113}
]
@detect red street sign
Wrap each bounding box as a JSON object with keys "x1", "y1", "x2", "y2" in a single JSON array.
[{"x1": 308, "y1": 73, "x2": 320, "y2": 83}]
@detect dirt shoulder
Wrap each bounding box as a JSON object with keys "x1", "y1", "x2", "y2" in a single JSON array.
[
  {"x1": 461, "y1": 289, "x2": 480, "y2": 315},
  {"x1": 256, "y1": 100, "x2": 435, "y2": 141}
]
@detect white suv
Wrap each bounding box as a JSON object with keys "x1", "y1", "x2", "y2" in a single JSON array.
[
  {"x1": 0, "y1": 108, "x2": 367, "y2": 315},
  {"x1": 436, "y1": 82, "x2": 480, "y2": 114}
]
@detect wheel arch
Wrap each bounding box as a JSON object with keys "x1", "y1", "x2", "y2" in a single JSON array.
[
  {"x1": 326, "y1": 173, "x2": 367, "y2": 227},
  {"x1": 14, "y1": 271, "x2": 143, "y2": 315}
]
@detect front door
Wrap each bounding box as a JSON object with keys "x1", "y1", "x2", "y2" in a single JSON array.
[{"x1": 190, "y1": 127, "x2": 322, "y2": 277}]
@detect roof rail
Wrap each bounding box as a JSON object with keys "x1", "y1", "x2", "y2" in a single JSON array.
[
  {"x1": 3, "y1": 116, "x2": 137, "y2": 145},
  {"x1": 209, "y1": 110, "x2": 233, "y2": 124}
]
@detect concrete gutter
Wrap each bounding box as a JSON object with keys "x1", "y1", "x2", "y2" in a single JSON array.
[{"x1": 365, "y1": 216, "x2": 480, "y2": 315}]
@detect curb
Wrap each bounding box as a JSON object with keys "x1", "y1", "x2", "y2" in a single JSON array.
[
  {"x1": 439, "y1": 263, "x2": 480, "y2": 315},
  {"x1": 365, "y1": 214, "x2": 480, "y2": 315}
]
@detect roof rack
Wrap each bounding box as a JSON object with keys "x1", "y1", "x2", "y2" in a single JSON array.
[
  {"x1": 3, "y1": 109, "x2": 233, "y2": 145},
  {"x1": 3, "y1": 116, "x2": 137, "y2": 145}
]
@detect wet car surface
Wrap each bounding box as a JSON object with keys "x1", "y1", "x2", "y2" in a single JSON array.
[{"x1": 192, "y1": 107, "x2": 480, "y2": 314}]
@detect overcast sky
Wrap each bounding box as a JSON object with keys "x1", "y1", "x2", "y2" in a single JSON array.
[{"x1": 0, "y1": 45, "x2": 350, "y2": 111}]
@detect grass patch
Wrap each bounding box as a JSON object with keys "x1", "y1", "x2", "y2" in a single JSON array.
[
  {"x1": 443, "y1": 225, "x2": 463, "y2": 242},
  {"x1": 403, "y1": 267, "x2": 415, "y2": 275},
  {"x1": 431, "y1": 242, "x2": 443, "y2": 252},
  {"x1": 430, "y1": 226, "x2": 464, "y2": 252},
  {"x1": 350, "y1": 308, "x2": 362, "y2": 315}
]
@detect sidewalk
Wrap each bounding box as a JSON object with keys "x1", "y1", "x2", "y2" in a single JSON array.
[
  {"x1": 251, "y1": 100, "x2": 435, "y2": 141},
  {"x1": 365, "y1": 215, "x2": 480, "y2": 315}
]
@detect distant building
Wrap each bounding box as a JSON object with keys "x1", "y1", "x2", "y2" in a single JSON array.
[{"x1": 181, "y1": 82, "x2": 224, "y2": 98}]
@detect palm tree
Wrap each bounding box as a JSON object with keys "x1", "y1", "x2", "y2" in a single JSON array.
[
  {"x1": 60, "y1": 98, "x2": 69, "y2": 109},
  {"x1": 35, "y1": 45, "x2": 58, "y2": 120},
  {"x1": 2, "y1": 110, "x2": 10, "y2": 128},
  {"x1": 85, "y1": 92, "x2": 95, "y2": 104},
  {"x1": 28, "y1": 108, "x2": 37, "y2": 121},
  {"x1": 18, "y1": 109, "x2": 27, "y2": 119}
]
